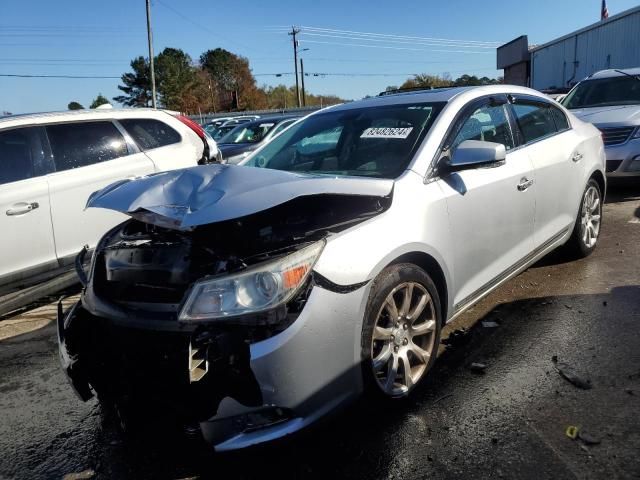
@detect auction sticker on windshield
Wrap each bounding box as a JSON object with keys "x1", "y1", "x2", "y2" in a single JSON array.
[{"x1": 360, "y1": 127, "x2": 413, "y2": 139}]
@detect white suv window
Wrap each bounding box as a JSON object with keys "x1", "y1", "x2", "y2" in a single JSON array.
[
  {"x1": 119, "y1": 119, "x2": 181, "y2": 150},
  {"x1": 46, "y1": 121, "x2": 128, "y2": 172},
  {"x1": 0, "y1": 128, "x2": 49, "y2": 185}
]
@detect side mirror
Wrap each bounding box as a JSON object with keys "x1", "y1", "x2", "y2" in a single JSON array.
[{"x1": 448, "y1": 140, "x2": 506, "y2": 170}]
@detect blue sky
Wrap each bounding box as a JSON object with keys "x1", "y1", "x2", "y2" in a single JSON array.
[{"x1": 1, "y1": 0, "x2": 638, "y2": 113}]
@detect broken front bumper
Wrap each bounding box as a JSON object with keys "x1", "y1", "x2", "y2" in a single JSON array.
[{"x1": 57, "y1": 283, "x2": 369, "y2": 451}]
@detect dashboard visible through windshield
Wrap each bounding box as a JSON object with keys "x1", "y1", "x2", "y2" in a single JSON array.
[{"x1": 243, "y1": 102, "x2": 444, "y2": 179}]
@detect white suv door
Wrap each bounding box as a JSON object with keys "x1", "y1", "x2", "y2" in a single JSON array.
[
  {"x1": 437, "y1": 98, "x2": 536, "y2": 310},
  {"x1": 45, "y1": 121, "x2": 155, "y2": 263},
  {"x1": 0, "y1": 127, "x2": 57, "y2": 287}
]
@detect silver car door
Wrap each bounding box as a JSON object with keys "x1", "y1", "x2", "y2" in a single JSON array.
[{"x1": 436, "y1": 98, "x2": 536, "y2": 312}]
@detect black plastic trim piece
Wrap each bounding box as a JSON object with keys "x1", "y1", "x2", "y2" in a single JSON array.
[{"x1": 312, "y1": 271, "x2": 369, "y2": 294}]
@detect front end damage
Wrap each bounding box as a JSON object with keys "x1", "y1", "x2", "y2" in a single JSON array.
[{"x1": 58, "y1": 164, "x2": 393, "y2": 449}]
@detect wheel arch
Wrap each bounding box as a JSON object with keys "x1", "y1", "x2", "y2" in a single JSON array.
[
  {"x1": 590, "y1": 169, "x2": 606, "y2": 199},
  {"x1": 387, "y1": 251, "x2": 449, "y2": 324}
]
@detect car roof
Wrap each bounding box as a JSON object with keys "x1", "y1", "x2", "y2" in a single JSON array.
[
  {"x1": 586, "y1": 68, "x2": 640, "y2": 80},
  {"x1": 240, "y1": 116, "x2": 300, "y2": 127},
  {"x1": 0, "y1": 108, "x2": 175, "y2": 129},
  {"x1": 321, "y1": 85, "x2": 548, "y2": 113}
]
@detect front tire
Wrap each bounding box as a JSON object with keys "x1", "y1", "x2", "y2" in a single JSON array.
[
  {"x1": 361, "y1": 264, "x2": 442, "y2": 398},
  {"x1": 565, "y1": 179, "x2": 602, "y2": 258}
]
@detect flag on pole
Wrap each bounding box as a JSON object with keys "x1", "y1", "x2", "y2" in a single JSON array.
[{"x1": 601, "y1": 0, "x2": 609, "y2": 20}]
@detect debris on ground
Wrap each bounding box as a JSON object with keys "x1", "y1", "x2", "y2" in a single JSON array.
[
  {"x1": 603, "y1": 301, "x2": 608, "y2": 306},
  {"x1": 441, "y1": 328, "x2": 469, "y2": 347},
  {"x1": 469, "y1": 362, "x2": 487, "y2": 373},
  {"x1": 564, "y1": 304, "x2": 573, "y2": 309},
  {"x1": 552, "y1": 357, "x2": 592, "y2": 389},
  {"x1": 625, "y1": 388, "x2": 634, "y2": 395},
  {"x1": 578, "y1": 431, "x2": 601, "y2": 445},
  {"x1": 482, "y1": 321, "x2": 500, "y2": 328},
  {"x1": 62, "y1": 470, "x2": 95, "y2": 480},
  {"x1": 566, "y1": 425, "x2": 602, "y2": 446},
  {"x1": 566, "y1": 425, "x2": 579, "y2": 439}
]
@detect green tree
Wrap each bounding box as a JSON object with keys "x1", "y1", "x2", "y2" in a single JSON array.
[
  {"x1": 155, "y1": 48, "x2": 198, "y2": 111},
  {"x1": 67, "y1": 101, "x2": 84, "y2": 110},
  {"x1": 90, "y1": 94, "x2": 110, "y2": 109},
  {"x1": 114, "y1": 56, "x2": 152, "y2": 107},
  {"x1": 200, "y1": 48, "x2": 264, "y2": 110}
]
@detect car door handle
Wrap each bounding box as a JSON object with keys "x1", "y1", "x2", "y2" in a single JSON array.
[
  {"x1": 572, "y1": 152, "x2": 583, "y2": 162},
  {"x1": 517, "y1": 178, "x2": 534, "y2": 191},
  {"x1": 6, "y1": 201, "x2": 39, "y2": 216}
]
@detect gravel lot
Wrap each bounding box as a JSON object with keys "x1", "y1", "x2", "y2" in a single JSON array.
[{"x1": 1, "y1": 182, "x2": 639, "y2": 480}]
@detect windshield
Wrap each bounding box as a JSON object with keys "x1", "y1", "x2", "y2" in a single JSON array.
[
  {"x1": 219, "y1": 121, "x2": 277, "y2": 144},
  {"x1": 211, "y1": 125, "x2": 236, "y2": 140},
  {"x1": 243, "y1": 102, "x2": 444, "y2": 179},
  {"x1": 562, "y1": 76, "x2": 640, "y2": 109}
]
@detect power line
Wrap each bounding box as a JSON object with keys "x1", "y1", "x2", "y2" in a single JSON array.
[
  {"x1": 154, "y1": 0, "x2": 258, "y2": 54},
  {"x1": 285, "y1": 25, "x2": 502, "y2": 45},
  {"x1": 0, "y1": 74, "x2": 120, "y2": 79},
  {"x1": 299, "y1": 39, "x2": 493, "y2": 54},
  {"x1": 297, "y1": 32, "x2": 496, "y2": 49}
]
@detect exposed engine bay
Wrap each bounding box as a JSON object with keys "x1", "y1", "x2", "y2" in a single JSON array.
[{"x1": 59, "y1": 182, "x2": 392, "y2": 437}]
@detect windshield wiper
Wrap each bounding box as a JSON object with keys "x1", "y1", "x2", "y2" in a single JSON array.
[{"x1": 613, "y1": 69, "x2": 640, "y2": 82}]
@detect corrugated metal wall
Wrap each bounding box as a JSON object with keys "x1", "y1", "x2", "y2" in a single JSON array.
[{"x1": 531, "y1": 8, "x2": 640, "y2": 90}]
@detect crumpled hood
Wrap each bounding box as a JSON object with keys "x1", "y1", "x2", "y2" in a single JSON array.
[
  {"x1": 86, "y1": 164, "x2": 394, "y2": 230},
  {"x1": 570, "y1": 104, "x2": 640, "y2": 126}
]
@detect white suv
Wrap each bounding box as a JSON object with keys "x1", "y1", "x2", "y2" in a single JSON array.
[{"x1": 0, "y1": 108, "x2": 219, "y2": 295}]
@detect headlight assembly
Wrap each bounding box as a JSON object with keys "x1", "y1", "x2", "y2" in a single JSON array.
[{"x1": 179, "y1": 240, "x2": 324, "y2": 322}]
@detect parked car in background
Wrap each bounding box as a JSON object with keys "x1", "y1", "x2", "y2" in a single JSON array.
[
  {"x1": 218, "y1": 116, "x2": 300, "y2": 164},
  {"x1": 562, "y1": 68, "x2": 640, "y2": 177},
  {"x1": 203, "y1": 116, "x2": 260, "y2": 142},
  {"x1": 207, "y1": 123, "x2": 238, "y2": 141},
  {"x1": 0, "y1": 108, "x2": 216, "y2": 295},
  {"x1": 59, "y1": 85, "x2": 605, "y2": 451}
]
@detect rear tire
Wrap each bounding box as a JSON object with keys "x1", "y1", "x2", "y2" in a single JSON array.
[
  {"x1": 565, "y1": 179, "x2": 602, "y2": 258},
  {"x1": 361, "y1": 264, "x2": 442, "y2": 399}
]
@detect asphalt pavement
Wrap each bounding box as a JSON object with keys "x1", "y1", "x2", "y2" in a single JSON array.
[{"x1": 1, "y1": 182, "x2": 639, "y2": 480}]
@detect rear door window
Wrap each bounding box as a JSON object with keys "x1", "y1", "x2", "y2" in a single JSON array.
[
  {"x1": 0, "y1": 127, "x2": 49, "y2": 185},
  {"x1": 46, "y1": 121, "x2": 128, "y2": 172},
  {"x1": 119, "y1": 118, "x2": 181, "y2": 150},
  {"x1": 549, "y1": 105, "x2": 570, "y2": 132},
  {"x1": 511, "y1": 102, "x2": 558, "y2": 144}
]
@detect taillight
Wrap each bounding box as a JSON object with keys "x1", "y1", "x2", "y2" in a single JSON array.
[{"x1": 175, "y1": 114, "x2": 206, "y2": 140}]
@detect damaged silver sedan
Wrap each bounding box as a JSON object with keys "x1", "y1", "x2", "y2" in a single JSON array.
[{"x1": 59, "y1": 85, "x2": 606, "y2": 451}]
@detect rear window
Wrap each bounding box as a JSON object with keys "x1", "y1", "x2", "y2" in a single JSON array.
[
  {"x1": 119, "y1": 118, "x2": 181, "y2": 150},
  {"x1": 46, "y1": 121, "x2": 128, "y2": 171},
  {"x1": 243, "y1": 102, "x2": 444, "y2": 179},
  {"x1": 511, "y1": 102, "x2": 558, "y2": 144}
]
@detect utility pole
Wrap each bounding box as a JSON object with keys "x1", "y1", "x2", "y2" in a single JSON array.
[
  {"x1": 288, "y1": 26, "x2": 301, "y2": 107},
  {"x1": 146, "y1": 0, "x2": 157, "y2": 108},
  {"x1": 300, "y1": 58, "x2": 306, "y2": 107}
]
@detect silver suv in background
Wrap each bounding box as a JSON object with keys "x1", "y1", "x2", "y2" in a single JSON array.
[{"x1": 562, "y1": 68, "x2": 640, "y2": 177}]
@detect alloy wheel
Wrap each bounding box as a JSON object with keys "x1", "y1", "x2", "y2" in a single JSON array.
[
  {"x1": 371, "y1": 282, "x2": 437, "y2": 396},
  {"x1": 581, "y1": 185, "x2": 601, "y2": 248}
]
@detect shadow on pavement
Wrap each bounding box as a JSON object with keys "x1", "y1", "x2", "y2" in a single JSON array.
[
  {"x1": 76, "y1": 286, "x2": 640, "y2": 480},
  {"x1": 605, "y1": 179, "x2": 640, "y2": 204}
]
